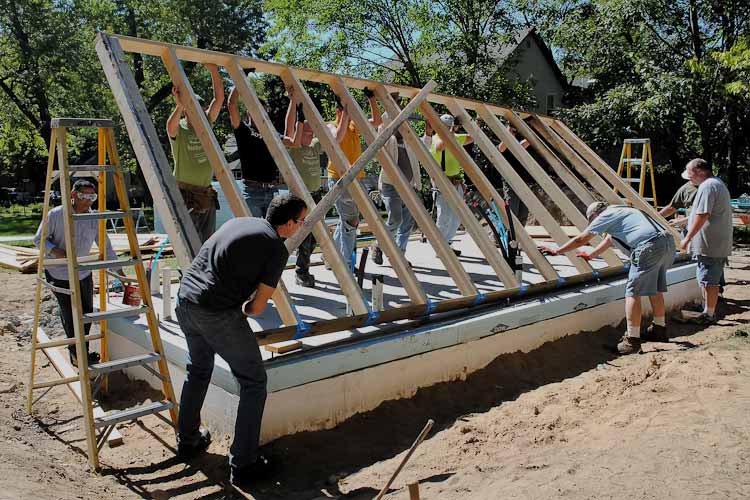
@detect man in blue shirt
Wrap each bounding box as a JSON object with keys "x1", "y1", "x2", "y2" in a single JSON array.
[
  {"x1": 541, "y1": 201, "x2": 675, "y2": 355},
  {"x1": 33, "y1": 179, "x2": 118, "y2": 366}
]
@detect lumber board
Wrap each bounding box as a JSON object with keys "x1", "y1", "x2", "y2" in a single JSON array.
[
  {"x1": 36, "y1": 327, "x2": 123, "y2": 446},
  {"x1": 225, "y1": 59, "x2": 369, "y2": 316},
  {"x1": 499, "y1": 111, "x2": 595, "y2": 207},
  {"x1": 375, "y1": 86, "x2": 509, "y2": 294},
  {"x1": 527, "y1": 116, "x2": 623, "y2": 206},
  {"x1": 419, "y1": 101, "x2": 520, "y2": 288},
  {"x1": 282, "y1": 69, "x2": 427, "y2": 305},
  {"x1": 481, "y1": 108, "x2": 622, "y2": 269},
  {"x1": 547, "y1": 120, "x2": 682, "y2": 244},
  {"x1": 329, "y1": 76, "x2": 476, "y2": 296},
  {"x1": 94, "y1": 33, "x2": 199, "y2": 269},
  {"x1": 463, "y1": 109, "x2": 592, "y2": 274},
  {"x1": 160, "y1": 48, "x2": 297, "y2": 326},
  {"x1": 264, "y1": 340, "x2": 303, "y2": 354},
  {"x1": 110, "y1": 33, "x2": 536, "y2": 122},
  {"x1": 443, "y1": 101, "x2": 558, "y2": 281}
]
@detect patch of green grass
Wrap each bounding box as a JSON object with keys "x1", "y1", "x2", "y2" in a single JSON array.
[{"x1": 0, "y1": 204, "x2": 43, "y2": 237}]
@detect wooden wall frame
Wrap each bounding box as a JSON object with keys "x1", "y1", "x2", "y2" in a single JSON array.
[{"x1": 95, "y1": 32, "x2": 676, "y2": 343}]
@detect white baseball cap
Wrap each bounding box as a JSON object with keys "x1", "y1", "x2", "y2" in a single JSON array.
[{"x1": 440, "y1": 114, "x2": 455, "y2": 127}]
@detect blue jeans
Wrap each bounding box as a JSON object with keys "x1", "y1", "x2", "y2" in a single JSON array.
[
  {"x1": 436, "y1": 183, "x2": 464, "y2": 243},
  {"x1": 243, "y1": 185, "x2": 277, "y2": 218},
  {"x1": 175, "y1": 299, "x2": 267, "y2": 469},
  {"x1": 328, "y1": 178, "x2": 359, "y2": 268},
  {"x1": 381, "y1": 183, "x2": 414, "y2": 252}
]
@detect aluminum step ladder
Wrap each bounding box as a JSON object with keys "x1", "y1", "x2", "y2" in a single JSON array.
[
  {"x1": 616, "y1": 138, "x2": 658, "y2": 207},
  {"x1": 27, "y1": 118, "x2": 178, "y2": 471}
]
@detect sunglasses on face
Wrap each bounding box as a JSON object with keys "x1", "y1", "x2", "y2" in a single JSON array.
[{"x1": 77, "y1": 192, "x2": 98, "y2": 202}]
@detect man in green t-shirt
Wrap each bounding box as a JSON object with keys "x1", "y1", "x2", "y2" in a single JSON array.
[
  {"x1": 167, "y1": 63, "x2": 224, "y2": 243},
  {"x1": 428, "y1": 114, "x2": 473, "y2": 255},
  {"x1": 659, "y1": 173, "x2": 698, "y2": 231},
  {"x1": 284, "y1": 87, "x2": 323, "y2": 287}
]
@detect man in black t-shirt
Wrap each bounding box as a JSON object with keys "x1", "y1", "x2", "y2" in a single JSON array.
[
  {"x1": 175, "y1": 193, "x2": 307, "y2": 486},
  {"x1": 228, "y1": 87, "x2": 293, "y2": 218}
]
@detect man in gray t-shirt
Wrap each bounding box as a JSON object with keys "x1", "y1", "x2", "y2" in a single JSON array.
[{"x1": 679, "y1": 158, "x2": 733, "y2": 323}]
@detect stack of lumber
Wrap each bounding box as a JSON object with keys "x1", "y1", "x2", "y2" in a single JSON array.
[{"x1": 0, "y1": 234, "x2": 172, "y2": 273}]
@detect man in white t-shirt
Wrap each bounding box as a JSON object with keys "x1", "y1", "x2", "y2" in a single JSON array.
[{"x1": 679, "y1": 158, "x2": 733, "y2": 323}]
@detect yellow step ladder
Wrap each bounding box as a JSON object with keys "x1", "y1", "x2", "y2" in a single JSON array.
[
  {"x1": 27, "y1": 118, "x2": 178, "y2": 471},
  {"x1": 616, "y1": 138, "x2": 657, "y2": 207}
]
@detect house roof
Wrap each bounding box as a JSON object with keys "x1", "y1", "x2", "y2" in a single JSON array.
[{"x1": 495, "y1": 27, "x2": 569, "y2": 90}]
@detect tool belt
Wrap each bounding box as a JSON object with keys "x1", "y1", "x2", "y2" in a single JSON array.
[
  {"x1": 178, "y1": 181, "x2": 219, "y2": 213},
  {"x1": 243, "y1": 179, "x2": 276, "y2": 190}
]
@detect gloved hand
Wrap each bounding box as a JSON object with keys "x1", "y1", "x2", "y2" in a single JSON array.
[{"x1": 363, "y1": 87, "x2": 375, "y2": 98}]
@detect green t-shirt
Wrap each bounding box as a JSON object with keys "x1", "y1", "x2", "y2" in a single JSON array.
[
  {"x1": 287, "y1": 139, "x2": 322, "y2": 192},
  {"x1": 170, "y1": 119, "x2": 213, "y2": 187},
  {"x1": 670, "y1": 181, "x2": 698, "y2": 211},
  {"x1": 430, "y1": 134, "x2": 469, "y2": 178}
]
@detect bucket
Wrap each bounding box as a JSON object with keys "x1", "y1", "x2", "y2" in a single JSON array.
[{"x1": 123, "y1": 284, "x2": 141, "y2": 306}]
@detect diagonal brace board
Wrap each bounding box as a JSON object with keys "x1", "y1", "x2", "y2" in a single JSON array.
[
  {"x1": 329, "y1": 77, "x2": 478, "y2": 296},
  {"x1": 282, "y1": 68, "x2": 427, "y2": 305},
  {"x1": 225, "y1": 58, "x2": 369, "y2": 316}
]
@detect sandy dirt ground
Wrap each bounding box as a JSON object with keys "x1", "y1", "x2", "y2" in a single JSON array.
[{"x1": 0, "y1": 247, "x2": 748, "y2": 500}]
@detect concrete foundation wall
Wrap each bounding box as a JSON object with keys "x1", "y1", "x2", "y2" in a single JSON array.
[{"x1": 106, "y1": 264, "x2": 700, "y2": 443}]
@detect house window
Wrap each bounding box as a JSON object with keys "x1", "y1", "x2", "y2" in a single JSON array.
[{"x1": 546, "y1": 94, "x2": 556, "y2": 114}]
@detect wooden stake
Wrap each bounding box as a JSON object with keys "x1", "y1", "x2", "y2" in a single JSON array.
[
  {"x1": 408, "y1": 483, "x2": 421, "y2": 500},
  {"x1": 374, "y1": 419, "x2": 434, "y2": 500}
]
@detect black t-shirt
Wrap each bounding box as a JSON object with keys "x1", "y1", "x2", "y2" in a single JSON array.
[
  {"x1": 234, "y1": 122, "x2": 278, "y2": 183},
  {"x1": 178, "y1": 217, "x2": 288, "y2": 310}
]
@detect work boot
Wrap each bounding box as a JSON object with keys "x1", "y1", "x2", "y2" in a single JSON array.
[
  {"x1": 177, "y1": 428, "x2": 211, "y2": 461},
  {"x1": 642, "y1": 323, "x2": 669, "y2": 343},
  {"x1": 230, "y1": 455, "x2": 274, "y2": 486},
  {"x1": 295, "y1": 272, "x2": 316, "y2": 288},
  {"x1": 686, "y1": 313, "x2": 717, "y2": 325},
  {"x1": 69, "y1": 350, "x2": 100, "y2": 368},
  {"x1": 372, "y1": 246, "x2": 384, "y2": 265},
  {"x1": 616, "y1": 335, "x2": 642, "y2": 355}
]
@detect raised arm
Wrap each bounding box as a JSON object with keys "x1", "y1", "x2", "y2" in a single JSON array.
[
  {"x1": 283, "y1": 90, "x2": 298, "y2": 147},
  {"x1": 227, "y1": 86, "x2": 241, "y2": 129},
  {"x1": 166, "y1": 86, "x2": 184, "y2": 139},
  {"x1": 334, "y1": 107, "x2": 351, "y2": 143},
  {"x1": 366, "y1": 88, "x2": 382, "y2": 127},
  {"x1": 204, "y1": 63, "x2": 225, "y2": 124}
]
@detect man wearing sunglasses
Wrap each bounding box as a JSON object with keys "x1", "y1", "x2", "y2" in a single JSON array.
[{"x1": 33, "y1": 179, "x2": 118, "y2": 367}]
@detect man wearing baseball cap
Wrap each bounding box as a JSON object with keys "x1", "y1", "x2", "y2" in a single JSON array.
[
  {"x1": 540, "y1": 201, "x2": 675, "y2": 355},
  {"x1": 658, "y1": 169, "x2": 697, "y2": 231}
]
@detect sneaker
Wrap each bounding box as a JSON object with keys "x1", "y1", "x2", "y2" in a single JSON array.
[
  {"x1": 616, "y1": 335, "x2": 642, "y2": 355},
  {"x1": 686, "y1": 313, "x2": 717, "y2": 325},
  {"x1": 295, "y1": 272, "x2": 316, "y2": 288},
  {"x1": 177, "y1": 428, "x2": 211, "y2": 461},
  {"x1": 642, "y1": 324, "x2": 669, "y2": 343},
  {"x1": 372, "y1": 246, "x2": 384, "y2": 265},
  {"x1": 230, "y1": 455, "x2": 274, "y2": 486}
]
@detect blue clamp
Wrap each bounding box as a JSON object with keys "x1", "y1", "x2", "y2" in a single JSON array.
[
  {"x1": 592, "y1": 269, "x2": 600, "y2": 279},
  {"x1": 623, "y1": 262, "x2": 631, "y2": 271},
  {"x1": 518, "y1": 284, "x2": 529, "y2": 296},
  {"x1": 425, "y1": 299, "x2": 437, "y2": 315},
  {"x1": 291, "y1": 307, "x2": 311, "y2": 339},
  {"x1": 472, "y1": 292, "x2": 486, "y2": 306},
  {"x1": 364, "y1": 308, "x2": 380, "y2": 326},
  {"x1": 556, "y1": 277, "x2": 567, "y2": 288}
]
